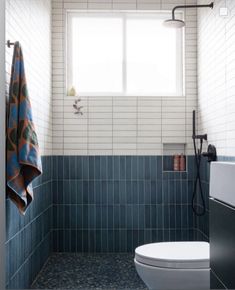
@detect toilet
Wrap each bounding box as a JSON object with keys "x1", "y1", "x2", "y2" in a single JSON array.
[{"x1": 135, "y1": 241, "x2": 210, "y2": 290}]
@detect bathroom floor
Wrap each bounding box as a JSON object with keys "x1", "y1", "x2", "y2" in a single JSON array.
[{"x1": 31, "y1": 253, "x2": 147, "y2": 289}]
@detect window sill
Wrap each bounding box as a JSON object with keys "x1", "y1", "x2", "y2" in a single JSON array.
[{"x1": 66, "y1": 94, "x2": 186, "y2": 98}]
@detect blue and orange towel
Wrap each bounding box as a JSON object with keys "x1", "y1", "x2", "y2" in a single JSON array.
[{"x1": 6, "y1": 42, "x2": 42, "y2": 214}]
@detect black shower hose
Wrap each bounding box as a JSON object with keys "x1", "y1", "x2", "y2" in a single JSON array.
[{"x1": 192, "y1": 138, "x2": 206, "y2": 216}]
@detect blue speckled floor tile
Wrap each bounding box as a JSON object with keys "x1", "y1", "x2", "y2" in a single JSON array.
[{"x1": 31, "y1": 253, "x2": 146, "y2": 289}]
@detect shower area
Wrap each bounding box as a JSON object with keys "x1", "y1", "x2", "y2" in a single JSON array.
[{"x1": 5, "y1": 0, "x2": 210, "y2": 289}]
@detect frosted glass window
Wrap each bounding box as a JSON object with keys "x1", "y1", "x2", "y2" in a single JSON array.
[
  {"x1": 70, "y1": 17, "x2": 123, "y2": 93},
  {"x1": 126, "y1": 18, "x2": 178, "y2": 95},
  {"x1": 67, "y1": 12, "x2": 183, "y2": 96}
]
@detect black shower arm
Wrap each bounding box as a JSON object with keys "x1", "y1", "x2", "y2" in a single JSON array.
[{"x1": 172, "y1": 2, "x2": 214, "y2": 20}]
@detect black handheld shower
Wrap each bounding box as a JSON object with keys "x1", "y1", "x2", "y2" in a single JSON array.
[
  {"x1": 192, "y1": 110, "x2": 207, "y2": 141},
  {"x1": 191, "y1": 111, "x2": 217, "y2": 216},
  {"x1": 192, "y1": 111, "x2": 206, "y2": 216},
  {"x1": 193, "y1": 110, "x2": 196, "y2": 137}
]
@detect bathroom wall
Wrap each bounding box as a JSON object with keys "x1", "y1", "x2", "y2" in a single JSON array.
[
  {"x1": 51, "y1": 0, "x2": 201, "y2": 252},
  {"x1": 52, "y1": 0, "x2": 197, "y2": 156},
  {"x1": 0, "y1": 0, "x2": 6, "y2": 287},
  {"x1": 198, "y1": 0, "x2": 235, "y2": 157},
  {"x1": 50, "y1": 0, "x2": 209, "y2": 252},
  {"x1": 197, "y1": 0, "x2": 235, "y2": 242},
  {"x1": 5, "y1": 0, "x2": 52, "y2": 156},
  {"x1": 5, "y1": 0, "x2": 53, "y2": 288}
]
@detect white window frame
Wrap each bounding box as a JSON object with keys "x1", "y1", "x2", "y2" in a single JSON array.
[{"x1": 66, "y1": 10, "x2": 185, "y2": 97}]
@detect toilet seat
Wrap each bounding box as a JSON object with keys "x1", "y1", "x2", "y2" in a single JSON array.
[{"x1": 135, "y1": 242, "x2": 209, "y2": 269}]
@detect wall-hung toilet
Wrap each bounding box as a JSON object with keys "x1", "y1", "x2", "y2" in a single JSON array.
[{"x1": 135, "y1": 241, "x2": 210, "y2": 290}]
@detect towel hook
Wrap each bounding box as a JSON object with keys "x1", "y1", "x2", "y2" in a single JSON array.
[{"x1": 6, "y1": 40, "x2": 15, "y2": 48}]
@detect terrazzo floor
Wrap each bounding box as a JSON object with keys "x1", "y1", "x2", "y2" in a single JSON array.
[{"x1": 31, "y1": 253, "x2": 147, "y2": 289}]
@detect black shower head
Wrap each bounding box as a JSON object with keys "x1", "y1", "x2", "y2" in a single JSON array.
[{"x1": 164, "y1": 2, "x2": 214, "y2": 29}]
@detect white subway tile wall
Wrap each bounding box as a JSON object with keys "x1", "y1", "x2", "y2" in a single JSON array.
[
  {"x1": 5, "y1": 0, "x2": 52, "y2": 156},
  {"x1": 52, "y1": 0, "x2": 197, "y2": 156},
  {"x1": 198, "y1": 0, "x2": 235, "y2": 156}
]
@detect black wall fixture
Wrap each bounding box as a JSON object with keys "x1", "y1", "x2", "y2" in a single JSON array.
[{"x1": 202, "y1": 144, "x2": 217, "y2": 162}]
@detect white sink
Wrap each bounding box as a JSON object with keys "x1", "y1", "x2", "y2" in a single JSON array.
[{"x1": 210, "y1": 161, "x2": 235, "y2": 207}]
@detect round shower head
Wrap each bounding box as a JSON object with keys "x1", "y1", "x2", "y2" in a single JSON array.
[{"x1": 163, "y1": 19, "x2": 185, "y2": 28}]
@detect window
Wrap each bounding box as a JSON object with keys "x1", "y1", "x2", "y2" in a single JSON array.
[{"x1": 67, "y1": 12, "x2": 184, "y2": 96}]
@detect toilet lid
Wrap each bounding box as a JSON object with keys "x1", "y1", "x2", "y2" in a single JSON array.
[{"x1": 135, "y1": 242, "x2": 210, "y2": 269}]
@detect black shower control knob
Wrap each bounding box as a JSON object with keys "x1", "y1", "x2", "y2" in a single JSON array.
[{"x1": 202, "y1": 144, "x2": 217, "y2": 162}]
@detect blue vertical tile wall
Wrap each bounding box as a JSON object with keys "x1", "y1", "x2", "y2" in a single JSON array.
[
  {"x1": 52, "y1": 156, "x2": 196, "y2": 253},
  {"x1": 5, "y1": 156, "x2": 53, "y2": 289}
]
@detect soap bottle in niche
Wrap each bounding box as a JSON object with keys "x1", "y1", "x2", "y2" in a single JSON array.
[
  {"x1": 173, "y1": 154, "x2": 180, "y2": 171},
  {"x1": 180, "y1": 154, "x2": 186, "y2": 171}
]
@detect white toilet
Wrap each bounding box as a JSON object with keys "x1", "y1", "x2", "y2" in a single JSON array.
[{"x1": 135, "y1": 241, "x2": 210, "y2": 290}]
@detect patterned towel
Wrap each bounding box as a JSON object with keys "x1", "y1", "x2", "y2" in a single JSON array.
[{"x1": 6, "y1": 42, "x2": 42, "y2": 214}]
